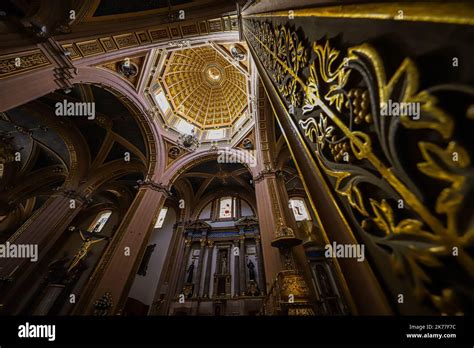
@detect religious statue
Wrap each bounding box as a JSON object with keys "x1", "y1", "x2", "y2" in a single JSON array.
[
  {"x1": 186, "y1": 260, "x2": 195, "y2": 283},
  {"x1": 67, "y1": 230, "x2": 107, "y2": 273},
  {"x1": 247, "y1": 260, "x2": 256, "y2": 281},
  {"x1": 220, "y1": 253, "x2": 228, "y2": 274}
]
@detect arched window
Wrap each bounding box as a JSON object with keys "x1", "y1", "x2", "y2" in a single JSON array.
[
  {"x1": 88, "y1": 210, "x2": 112, "y2": 233},
  {"x1": 219, "y1": 197, "x2": 233, "y2": 219},
  {"x1": 289, "y1": 198, "x2": 310, "y2": 221},
  {"x1": 154, "y1": 207, "x2": 168, "y2": 228},
  {"x1": 153, "y1": 90, "x2": 170, "y2": 114}
]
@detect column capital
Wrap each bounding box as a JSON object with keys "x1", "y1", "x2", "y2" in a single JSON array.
[
  {"x1": 137, "y1": 179, "x2": 171, "y2": 196},
  {"x1": 53, "y1": 188, "x2": 91, "y2": 204},
  {"x1": 253, "y1": 168, "x2": 276, "y2": 183}
]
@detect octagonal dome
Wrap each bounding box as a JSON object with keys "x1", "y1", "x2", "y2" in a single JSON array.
[{"x1": 162, "y1": 45, "x2": 248, "y2": 130}]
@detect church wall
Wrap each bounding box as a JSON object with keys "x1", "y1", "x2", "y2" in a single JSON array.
[
  {"x1": 240, "y1": 200, "x2": 253, "y2": 217},
  {"x1": 127, "y1": 206, "x2": 177, "y2": 307},
  {"x1": 198, "y1": 202, "x2": 212, "y2": 220},
  {"x1": 207, "y1": 221, "x2": 235, "y2": 228}
]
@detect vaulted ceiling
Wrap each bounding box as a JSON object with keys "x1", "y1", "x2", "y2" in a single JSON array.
[
  {"x1": 0, "y1": 85, "x2": 147, "y2": 238},
  {"x1": 162, "y1": 45, "x2": 248, "y2": 129},
  {"x1": 173, "y1": 160, "x2": 254, "y2": 204}
]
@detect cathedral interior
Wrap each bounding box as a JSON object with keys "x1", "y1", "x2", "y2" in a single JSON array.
[{"x1": 0, "y1": 0, "x2": 473, "y2": 321}]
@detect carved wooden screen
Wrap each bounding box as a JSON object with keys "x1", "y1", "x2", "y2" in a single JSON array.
[{"x1": 243, "y1": 10, "x2": 474, "y2": 315}]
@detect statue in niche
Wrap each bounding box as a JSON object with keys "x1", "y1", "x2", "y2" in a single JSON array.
[
  {"x1": 247, "y1": 260, "x2": 256, "y2": 281},
  {"x1": 220, "y1": 253, "x2": 228, "y2": 274},
  {"x1": 186, "y1": 260, "x2": 195, "y2": 283}
]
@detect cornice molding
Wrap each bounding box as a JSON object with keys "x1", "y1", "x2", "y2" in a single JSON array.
[{"x1": 137, "y1": 179, "x2": 171, "y2": 196}]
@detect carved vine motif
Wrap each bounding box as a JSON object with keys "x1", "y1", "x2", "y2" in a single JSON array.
[{"x1": 244, "y1": 19, "x2": 474, "y2": 314}]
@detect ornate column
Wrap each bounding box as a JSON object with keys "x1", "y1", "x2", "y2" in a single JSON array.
[
  {"x1": 244, "y1": 15, "x2": 394, "y2": 315},
  {"x1": 202, "y1": 240, "x2": 214, "y2": 298},
  {"x1": 238, "y1": 235, "x2": 246, "y2": 296},
  {"x1": 193, "y1": 238, "x2": 207, "y2": 298}
]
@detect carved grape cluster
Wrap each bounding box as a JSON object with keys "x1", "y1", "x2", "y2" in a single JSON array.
[
  {"x1": 329, "y1": 136, "x2": 351, "y2": 163},
  {"x1": 346, "y1": 89, "x2": 372, "y2": 124}
]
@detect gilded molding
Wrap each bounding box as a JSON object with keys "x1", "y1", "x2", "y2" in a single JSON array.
[
  {"x1": 244, "y1": 3, "x2": 474, "y2": 26},
  {"x1": 76, "y1": 39, "x2": 105, "y2": 57},
  {"x1": 0, "y1": 49, "x2": 51, "y2": 79},
  {"x1": 113, "y1": 33, "x2": 140, "y2": 49},
  {"x1": 58, "y1": 16, "x2": 238, "y2": 61}
]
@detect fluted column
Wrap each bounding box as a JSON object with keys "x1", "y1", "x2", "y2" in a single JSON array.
[
  {"x1": 176, "y1": 239, "x2": 192, "y2": 296},
  {"x1": 253, "y1": 176, "x2": 284, "y2": 289},
  {"x1": 193, "y1": 238, "x2": 207, "y2": 298},
  {"x1": 255, "y1": 236, "x2": 265, "y2": 294},
  {"x1": 233, "y1": 239, "x2": 240, "y2": 297},
  {"x1": 202, "y1": 240, "x2": 214, "y2": 298},
  {"x1": 239, "y1": 235, "x2": 246, "y2": 296}
]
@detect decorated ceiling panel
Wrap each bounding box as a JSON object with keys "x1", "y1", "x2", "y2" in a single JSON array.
[{"x1": 162, "y1": 45, "x2": 247, "y2": 130}]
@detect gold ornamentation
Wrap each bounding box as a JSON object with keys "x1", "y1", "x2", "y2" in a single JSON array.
[
  {"x1": 61, "y1": 44, "x2": 81, "y2": 60},
  {"x1": 113, "y1": 33, "x2": 139, "y2": 49},
  {"x1": 149, "y1": 28, "x2": 170, "y2": 42},
  {"x1": 245, "y1": 19, "x2": 474, "y2": 314},
  {"x1": 263, "y1": 270, "x2": 315, "y2": 315},
  {"x1": 136, "y1": 31, "x2": 151, "y2": 45},
  {"x1": 346, "y1": 89, "x2": 372, "y2": 124},
  {"x1": 76, "y1": 39, "x2": 105, "y2": 57},
  {"x1": 0, "y1": 50, "x2": 51, "y2": 79},
  {"x1": 68, "y1": 231, "x2": 106, "y2": 273},
  {"x1": 243, "y1": 3, "x2": 474, "y2": 26},
  {"x1": 208, "y1": 19, "x2": 223, "y2": 32},
  {"x1": 181, "y1": 23, "x2": 199, "y2": 37},
  {"x1": 162, "y1": 45, "x2": 247, "y2": 129},
  {"x1": 99, "y1": 37, "x2": 118, "y2": 52}
]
